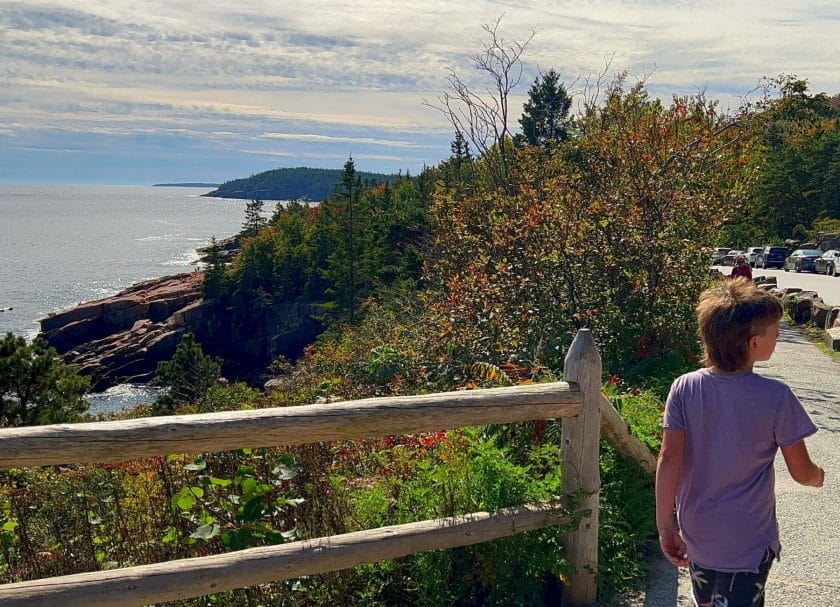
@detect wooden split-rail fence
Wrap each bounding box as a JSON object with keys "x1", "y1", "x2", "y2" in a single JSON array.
[{"x1": 0, "y1": 329, "x2": 656, "y2": 607}]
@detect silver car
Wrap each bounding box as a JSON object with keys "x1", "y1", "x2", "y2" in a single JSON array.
[
  {"x1": 746, "y1": 247, "x2": 764, "y2": 267},
  {"x1": 814, "y1": 250, "x2": 840, "y2": 276}
]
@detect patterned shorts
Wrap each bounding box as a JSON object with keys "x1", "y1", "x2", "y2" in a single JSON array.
[{"x1": 689, "y1": 549, "x2": 775, "y2": 607}]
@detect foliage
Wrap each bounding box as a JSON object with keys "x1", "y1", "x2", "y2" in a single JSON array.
[
  {"x1": 427, "y1": 76, "x2": 757, "y2": 372},
  {"x1": 598, "y1": 442, "x2": 656, "y2": 604},
  {"x1": 201, "y1": 236, "x2": 226, "y2": 299},
  {"x1": 0, "y1": 447, "x2": 306, "y2": 586},
  {"x1": 239, "y1": 199, "x2": 268, "y2": 238},
  {"x1": 333, "y1": 428, "x2": 574, "y2": 607},
  {"x1": 168, "y1": 450, "x2": 302, "y2": 550},
  {"x1": 0, "y1": 333, "x2": 88, "y2": 426},
  {"x1": 152, "y1": 333, "x2": 223, "y2": 414},
  {"x1": 220, "y1": 160, "x2": 431, "y2": 329},
  {"x1": 721, "y1": 76, "x2": 840, "y2": 247},
  {"x1": 812, "y1": 217, "x2": 840, "y2": 237},
  {"x1": 517, "y1": 69, "x2": 573, "y2": 149}
]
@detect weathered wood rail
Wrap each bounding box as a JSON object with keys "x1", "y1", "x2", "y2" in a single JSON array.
[{"x1": 0, "y1": 329, "x2": 656, "y2": 607}]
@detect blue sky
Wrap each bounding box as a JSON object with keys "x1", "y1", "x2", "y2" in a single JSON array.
[{"x1": 1, "y1": 0, "x2": 838, "y2": 185}]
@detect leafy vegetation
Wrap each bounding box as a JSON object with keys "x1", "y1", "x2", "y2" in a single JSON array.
[
  {"x1": 0, "y1": 333, "x2": 88, "y2": 426},
  {"x1": 216, "y1": 159, "x2": 431, "y2": 328},
  {"x1": 152, "y1": 333, "x2": 224, "y2": 414},
  {"x1": 720, "y1": 76, "x2": 840, "y2": 247}
]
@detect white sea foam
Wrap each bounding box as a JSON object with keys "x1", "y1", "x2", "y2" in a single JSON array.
[
  {"x1": 85, "y1": 383, "x2": 165, "y2": 415},
  {"x1": 160, "y1": 248, "x2": 201, "y2": 267},
  {"x1": 136, "y1": 234, "x2": 181, "y2": 242}
]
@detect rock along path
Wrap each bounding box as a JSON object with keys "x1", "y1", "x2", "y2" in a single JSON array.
[{"x1": 637, "y1": 322, "x2": 840, "y2": 607}]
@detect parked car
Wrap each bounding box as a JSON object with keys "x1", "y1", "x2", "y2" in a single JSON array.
[
  {"x1": 746, "y1": 247, "x2": 764, "y2": 267},
  {"x1": 814, "y1": 250, "x2": 840, "y2": 276},
  {"x1": 722, "y1": 250, "x2": 745, "y2": 266},
  {"x1": 755, "y1": 246, "x2": 788, "y2": 269},
  {"x1": 711, "y1": 246, "x2": 731, "y2": 265},
  {"x1": 783, "y1": 249, "x2": 823, "y2": 272}
]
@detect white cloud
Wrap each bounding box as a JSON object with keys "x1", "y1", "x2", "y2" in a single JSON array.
[
  {"x1": 259, "y1": 133, "x2": 426, "y2": 148},
  {"x1": 1, "y1": 0, "x2": 839, "y2": 180}
]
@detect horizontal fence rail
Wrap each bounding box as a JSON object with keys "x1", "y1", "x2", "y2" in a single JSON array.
[
  {"x1": 0, "y1": 501, "x2": 572, "y2": 607},
  {"x1": 0, "y1": 383, "x2": 583, "y2": 469}
]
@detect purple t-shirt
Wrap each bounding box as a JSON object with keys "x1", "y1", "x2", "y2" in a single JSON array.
[{"x1": 664, "y1": 368, "x2": 817, "y2": 572}]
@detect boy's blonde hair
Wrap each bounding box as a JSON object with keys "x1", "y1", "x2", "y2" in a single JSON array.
[{"x1": 697, "y1": 278, "x2": 783, "y2": 372}]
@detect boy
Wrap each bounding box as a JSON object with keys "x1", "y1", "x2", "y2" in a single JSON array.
[{"x1": 655, "y1": 278, "x2": 824, "y2": 607}]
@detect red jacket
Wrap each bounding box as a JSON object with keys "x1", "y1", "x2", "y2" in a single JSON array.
[{"x1": 731, "y1": 263, "x2": 752, "y2": 280}]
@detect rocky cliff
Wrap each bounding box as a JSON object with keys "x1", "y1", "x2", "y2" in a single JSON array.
[{"x1": 39, "y1": 271, "x2": 321, "y2": 391}]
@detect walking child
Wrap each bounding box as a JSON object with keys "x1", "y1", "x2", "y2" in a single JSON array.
[{"x1": 655, "y1": 278, "x2": 824, "y2": 607}]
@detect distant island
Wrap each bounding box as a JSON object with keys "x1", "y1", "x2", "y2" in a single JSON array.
[
  {"x1": 203, "y1": 166, "x2": 400, "y2": 202},
  {"x1": 153, "y1": 182, "x2": 220, "y2": 188}
]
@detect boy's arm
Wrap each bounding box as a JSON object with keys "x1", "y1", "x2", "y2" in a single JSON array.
[
  {"x1": 656, "y1": 428, "x2": 688, "y2": 567},
  {"x1": 781, "y1": 439, "x2": 824, "y2": 487}
]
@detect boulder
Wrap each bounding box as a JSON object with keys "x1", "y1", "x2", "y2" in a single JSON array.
[
  {"x1": 825, "y1": 327, "x2": 840, "y2": 351},
  {"x1": 811, "y1": 301, "x2": 833, "y2": 328},
  {"x1": 789, "y1": 293, "x2": 823, "y2": 325},
  {"x1": 830, "y1": 307, "x2": 840, "y2": 329}
]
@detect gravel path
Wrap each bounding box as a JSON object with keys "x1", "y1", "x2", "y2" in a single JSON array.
[{"x1": 635, "y1": 322, "x2": 840, "y2": 607}]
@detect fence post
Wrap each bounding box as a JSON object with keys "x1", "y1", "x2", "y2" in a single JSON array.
[{"x1": 561, "y1": 329, "x2": 602, "y2": 606}]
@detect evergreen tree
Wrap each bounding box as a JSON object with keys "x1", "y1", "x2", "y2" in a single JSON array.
[
  {"x1": 0, "y1": 333, "x2": 89, "y2": 426},
  {"x1": 201, "y1": 236, "x2": 226, "y2": 299},
  {"x1": 448, "y1": 131, "x2": 474, "y2": 196},
  {"x1": 322, "y1": 156, "x2": 362, "y2": 323},
  {"x1": 153, "y1": 333, "x2": 223, "y2": 414},
  {"x1": 518, "y1": 69, "x2": 572, "y2": 148},
  {"x1": 240, "y1": 199, "x2": 267, "y2": 238}
]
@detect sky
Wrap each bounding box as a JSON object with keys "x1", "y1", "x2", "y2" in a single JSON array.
[{"x1": 1, "y1": 0, "x2": 839, "y2": 185}]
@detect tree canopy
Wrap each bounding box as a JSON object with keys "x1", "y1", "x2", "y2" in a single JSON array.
[
  {"x1": 517, "y1": 69, "x2": 573, "y2": 148},
  {"x1": 153, "y1": 333, "x2": 223, "y2": 414},
  {"x1": 0, "y1": 333, "x2": 89, "y2": 426}
]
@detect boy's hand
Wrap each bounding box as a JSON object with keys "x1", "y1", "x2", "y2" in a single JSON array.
[{"x1": 658, "y1": 528, "x2": 689, "y2": 568}]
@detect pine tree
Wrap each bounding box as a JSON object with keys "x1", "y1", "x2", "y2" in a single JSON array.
[
  {"x1": 322, "y1": 156, "x2": 362, "y2": 323},
  {"x1": 448, "y1": 131, "x2": 474, "y2": 196},
  {"x1": 0, "y1": 333, "x2": 89, "y2": 425},
  {"x1": 201, "y1": 236, "x2": 225, "y2": 299},
  {"x1": 518, "y1": 69, "x2": 572, "y2": 148},
  {"x1": 153, "y1": 333, "x2": 222, "y2": 414},
  {"x1": 240, "y1": 199, "x2": 267, "y2": 238}
]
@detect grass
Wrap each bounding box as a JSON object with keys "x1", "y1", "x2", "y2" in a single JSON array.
[{"x1": 783, "y1": 313, "x2": 840, "y2": 362}]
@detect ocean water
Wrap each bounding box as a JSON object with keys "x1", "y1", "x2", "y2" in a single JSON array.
[
  {"x1": 0, "y1": 184, "x2": 250, "y2": 337},
  {"x1": 0, "y1": 184, "x2": 253, "y2": 411}
]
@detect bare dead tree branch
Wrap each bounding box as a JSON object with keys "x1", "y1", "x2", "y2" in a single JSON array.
[{"x1": 423, "y1": 15, "x2": 535, "y2": 192}]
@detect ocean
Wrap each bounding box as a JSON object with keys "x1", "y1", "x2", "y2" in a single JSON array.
[{"x1": 0, "y1": 184, "x2": 256, "y2": 413}]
